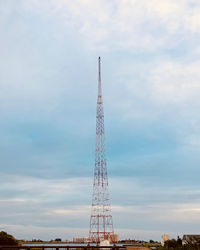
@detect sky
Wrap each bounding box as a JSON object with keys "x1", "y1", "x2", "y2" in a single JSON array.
[{"x1": 1, "y1": 0, "x2": 200, "y2": 242}]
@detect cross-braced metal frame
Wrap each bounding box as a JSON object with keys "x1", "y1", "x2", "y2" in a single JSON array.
[{"x1": 89, "y1": 57, "x2": 114, "y2": 243}]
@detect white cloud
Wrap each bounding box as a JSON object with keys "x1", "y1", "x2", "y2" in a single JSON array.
[
  {"x1": 19, "y1": 0, "x2": 200, "y2": 51},
  {"x1": 0, "y1": 174, "x2": 92, "y2": 201},
  {"x1": 107, "y1": 57, "x2": 200, "y2": 131},
  {"x1": 51, "y1": 206, "x2": 90, "y2": 216},
  {"x1": 120, "y1": 59, "x2": 200, "y2": 107},
  {"x1": 1, "y1": 224, "x2": 88, "y2": 240},
  {"x1": 1, "y1": 175, "x2": 200, "y2": 240},
  {"x1": 3, "y1": 201, "x2": 200, "y2": 241},
  {"x1": 112, "y1": 202, "x2": 200, "y2": 223},
  {"x1": 148, "y1": 202, "x2": 200, "y2": 224},
  {"x1": 149, "y1": 60, "x2": 200, "y2": 104},
  {"x1": 0, "y1": 198, "x2": 26, "y2": 203}
]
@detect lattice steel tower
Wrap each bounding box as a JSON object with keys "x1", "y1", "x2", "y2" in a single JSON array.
[{"x1": 89, "y1": 57, "x2": 114, "y2": 243}]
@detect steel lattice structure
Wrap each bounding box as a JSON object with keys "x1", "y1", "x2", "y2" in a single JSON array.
[{"x1": 89, "y1": 57, "x2": 114, "y2": 243}]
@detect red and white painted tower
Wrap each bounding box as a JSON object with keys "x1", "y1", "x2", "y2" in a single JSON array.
[{"x1": 89, "y1": 57, "x2": 114, "y2": 243}]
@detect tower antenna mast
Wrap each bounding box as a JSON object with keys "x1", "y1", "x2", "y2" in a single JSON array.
[{"x1": 89, "y1": 57, "x2": 114, "y2": 243}]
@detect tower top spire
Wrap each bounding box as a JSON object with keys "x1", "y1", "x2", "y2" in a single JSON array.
[{"x1": 98, "y1": 56, "x2": 102, "y2": 104}]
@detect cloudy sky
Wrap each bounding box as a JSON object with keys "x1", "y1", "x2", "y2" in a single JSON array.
[{"x1": 1, "y1": 0, "x2": 200, "y2": 242}]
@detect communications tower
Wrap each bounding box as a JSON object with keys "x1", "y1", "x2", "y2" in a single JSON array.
[{"x1": 89, "y1": 57, "x2": 114, "y2": 243}]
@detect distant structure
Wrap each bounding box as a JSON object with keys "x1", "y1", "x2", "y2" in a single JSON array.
[
  {"x1": 73, "y1": 237, "x2": 90, "y2": 243},
  {"x1": 73, "y1": 235, "x2": 119, "y2": 244},
  {"x1": 89, "y1": 57, "x2": 115, "y2": 243},
  {"x1": 161, "y1": 234, "x2": 169, "y2": 246},
  {"x1": 182, "y1": 235, "x2": 200, "y2": 245},
  {"x1": 111, "y1": 234, "x2": 119, "y2": 242}
]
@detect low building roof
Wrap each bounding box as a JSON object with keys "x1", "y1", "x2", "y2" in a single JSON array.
[{"x1": 183, "y1": 235, "x2": 200, "y2": 244}]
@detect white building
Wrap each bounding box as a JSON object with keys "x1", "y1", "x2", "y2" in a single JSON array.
[{"x1": 161, "y1": 234, "x2": 169, "y2": 246}]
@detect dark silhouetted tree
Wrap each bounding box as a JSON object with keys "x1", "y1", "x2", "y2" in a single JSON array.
[
  {"x1": 55, "y1": 238, "x2": 62, "y2": 242},
  {"x1": 0, "y1": 231, "x2": 19, "y2": 245}
]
